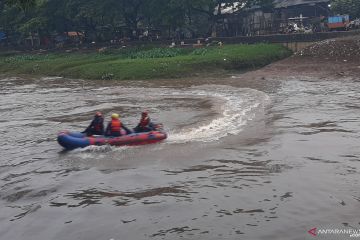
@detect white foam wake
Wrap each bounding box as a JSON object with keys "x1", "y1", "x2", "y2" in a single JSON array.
[{"x1": 166, "y1": 85, "x2": 270, "y2": 143}]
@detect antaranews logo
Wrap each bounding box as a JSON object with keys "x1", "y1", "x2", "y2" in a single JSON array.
[
  {"x1": 308, "y1": 227, "x2": 360, "y2": 238},
  {"x1": 308, "y1": 228, "x2": 317, "y2": 236}
]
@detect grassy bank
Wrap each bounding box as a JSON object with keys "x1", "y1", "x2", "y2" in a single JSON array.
[{"x1": 0, "y1": 44, "x2": 291, "y2": 80}]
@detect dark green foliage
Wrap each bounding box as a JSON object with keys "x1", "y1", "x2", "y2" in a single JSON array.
[
  {"x1": 0, "y1": 0, "x2": 275, "y2": 45},
  {"x1": 4, "y1": 54, "x2": 51, "y2": 63},
  {"x1": 191, "y1": 48, "x2": 209, "y2": 56},
  {"x1": 331, "y1": 0, "x2": 360, "y2": 19},
  {"x1": 5, "y1": 0, "x2": 36, "y2": 10},
  {"x1": 128, "y1": 48, "x2": 187, "y2": 59}
]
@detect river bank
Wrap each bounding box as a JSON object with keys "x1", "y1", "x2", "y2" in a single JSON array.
[
  {"x1": 231, "y1": 35, "x2": 360, "y2": 83},
  {"x1": 0, "y1": 44, "x2": 291, "y2": 80}
]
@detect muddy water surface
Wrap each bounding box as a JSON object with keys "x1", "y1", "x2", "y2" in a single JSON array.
[{"x1": 0, "y1": 74, "x2": 359, "y2": 240}]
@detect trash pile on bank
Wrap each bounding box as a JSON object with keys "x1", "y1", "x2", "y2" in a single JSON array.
[{"x1": 296, "y1": 35, "x2": 360, "y2": 61}]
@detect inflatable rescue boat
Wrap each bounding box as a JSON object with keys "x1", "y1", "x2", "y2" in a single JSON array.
[{"x1": 57, "y1": 131, "x2": 167, "y2": 150}]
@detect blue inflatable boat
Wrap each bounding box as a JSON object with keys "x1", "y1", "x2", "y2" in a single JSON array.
[{"x1": 57, "y1": 131, "x2": 167, "y2": 150}]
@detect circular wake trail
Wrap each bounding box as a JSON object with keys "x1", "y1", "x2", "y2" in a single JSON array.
[{"x1": 165, "y1": 85, "x2": 270, "y2": 143}]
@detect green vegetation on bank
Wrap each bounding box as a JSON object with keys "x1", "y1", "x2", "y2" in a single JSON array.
[{"x1": 0, "y1": 44, "x2": 292, "y2": 80}]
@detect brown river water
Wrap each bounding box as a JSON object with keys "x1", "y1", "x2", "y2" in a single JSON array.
[{"x1": 0, "y1": 72, "x2": 359, "y2": 240}]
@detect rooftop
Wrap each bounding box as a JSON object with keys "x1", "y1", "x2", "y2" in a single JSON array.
[
  {"x1": 273, "y1": 0, "x2": 330, "y2": 8},
  {"x1": 216, "y1": 0, "x2": 331, "y2": 15}
]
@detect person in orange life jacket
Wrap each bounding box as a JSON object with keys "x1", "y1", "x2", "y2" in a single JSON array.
[
  {"x1": 105, "y1": 113, "x2": 132, "y2": 137},
  {"x1": 83, "y1": 112, "x2": 104, "y2": 136},
  {"x1": 134, "y1": 111, "x2": 155, "y2": 133}
]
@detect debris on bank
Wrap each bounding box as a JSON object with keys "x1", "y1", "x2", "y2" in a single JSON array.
[{"x1": 296, "y1": 36, "x2": 360, "y2": 61}]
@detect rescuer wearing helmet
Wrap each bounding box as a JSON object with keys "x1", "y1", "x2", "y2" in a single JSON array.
[
  {"x1": 83, "y1": 111, "x2": 104, "y2": 136},
  {"x1": 134, "y1": 111, "x2": 156, "y2": 133},
  {"x1": 105, "y1": 113, "x2": 132, "y2": 137}
]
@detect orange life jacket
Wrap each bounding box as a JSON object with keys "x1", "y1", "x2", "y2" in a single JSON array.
[
  {"x1": 111, "y1": 119, "x2": 122, "y2": 134},
  {"x1": 140, "y1": 116, "x2": 150, "y2": 127}
]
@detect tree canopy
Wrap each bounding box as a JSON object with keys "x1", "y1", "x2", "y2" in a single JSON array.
[
  {"x1": 0, "y1": 0, "x2": 273, "y2": 46},
  {"x1": 331, "y1": 0, "x2": 360, "y2": 19}
]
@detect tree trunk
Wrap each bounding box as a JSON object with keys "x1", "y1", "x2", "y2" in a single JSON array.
[{"x1": 30, "y1": 32, "x2": 34, "y2": 48}]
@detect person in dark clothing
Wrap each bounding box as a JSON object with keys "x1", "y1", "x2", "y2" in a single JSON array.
[
  {"x1": 105, "y1": 113, "x2": 132, "y2": 137},
  {"x1": 83, "y1": 112, "x2": 104, "y2": 136},
  {"x1": 134, "y1": 111, "x2": 156, "y2": 133}
]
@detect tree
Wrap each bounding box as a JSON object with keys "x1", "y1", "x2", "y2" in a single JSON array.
[
  {"x1": 331, "y1": 0, "x2": 360, "y2": 19},
  {"x1": 0, "y1": 0, "x2": 277, "y2": 46},
  {"x1": 5, "y1": 0, "x2": 36, "y2": 10},
  {"x1": 178, "y1": 0, "x2": 274, "y2": 37}
]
